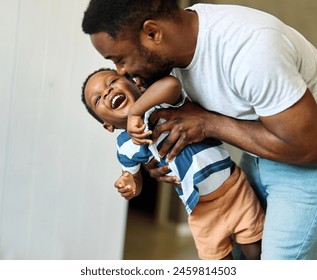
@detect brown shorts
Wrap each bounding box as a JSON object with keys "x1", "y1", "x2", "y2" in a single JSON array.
[{"x1": 188, "y1": 164, "x2": 265, "y2": 260}]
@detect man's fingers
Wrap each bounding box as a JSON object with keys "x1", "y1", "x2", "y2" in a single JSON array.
[
  {"x1": 151, "y1": 120, "x2": 170, "y2": 143},
  {"x1": 166, "y1": 137, "x2": 188, "y2": 162},
  {"x1": 145, "y1": 164, "x2": 171, "y2": 179},
  {"x1": 148, "y1": 109, "x2": 164, "y2": 127},
  {"x1": 143, "y1": 158, "x2": 159, "y2": 171},
  {"x1": 156, "y1": 123, "x2": 189, "y2": 159},
  {"x1": 156, "y1": 175, "x2": 180, "y2": 184}
]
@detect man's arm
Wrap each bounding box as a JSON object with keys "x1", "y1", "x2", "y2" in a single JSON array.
[{"x1": 150, "y1": 88, "x2": 317, "y2": 164}]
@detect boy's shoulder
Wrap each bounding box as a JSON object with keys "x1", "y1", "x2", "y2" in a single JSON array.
[{"x1": 116, "y1": 130, "x2": 130, "y2": 147}]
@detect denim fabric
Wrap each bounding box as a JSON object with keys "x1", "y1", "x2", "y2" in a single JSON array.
[{"x1": 239, "y1": 152, "x2": 317, "y2": 259}]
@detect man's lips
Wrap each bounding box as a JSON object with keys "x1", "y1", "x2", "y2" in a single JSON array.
[{"x1": 110, "y1": 94, "x2": 126, "y2": 109}]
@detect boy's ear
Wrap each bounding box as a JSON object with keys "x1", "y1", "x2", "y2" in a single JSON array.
[{"x1": 103, "y1": 123, "x2": 115, "y2": 133}]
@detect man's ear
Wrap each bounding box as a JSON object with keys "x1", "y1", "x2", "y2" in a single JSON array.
[
  {"x1": 142, "y1": 20, "x2": 162, "y2": 43},
  {"x1": 103, "y1": 123, "x2": 115, "y2": 133}
]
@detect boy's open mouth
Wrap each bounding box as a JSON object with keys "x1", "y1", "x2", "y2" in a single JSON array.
[{"x1": 111, "y1": 94, "x2": 126, "y2": 109}]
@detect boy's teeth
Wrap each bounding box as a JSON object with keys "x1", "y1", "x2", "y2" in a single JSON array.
[
  {"x1": 111, "y1": 94, "x2": 126, "y2": 109},
  {"x1": 112, "y1": 95, "x2": 120, "y2": 106}
]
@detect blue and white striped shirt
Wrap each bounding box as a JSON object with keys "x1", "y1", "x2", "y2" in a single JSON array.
[{"x1": 117, "y1": 101, "x2": 232, "y2": 214}]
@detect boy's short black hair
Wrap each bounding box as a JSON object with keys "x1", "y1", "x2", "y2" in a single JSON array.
[
  {"x1": 81, "y1": 68, "x2": 116, "y2": 124},
  {"x1": 82, "y1": 0, "x2": 179, "y2": 39}
]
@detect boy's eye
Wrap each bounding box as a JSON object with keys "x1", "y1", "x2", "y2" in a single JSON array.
[
  {"x1": 108, "y1": 78, "x2": 118, "y2": 86},
  {"x1": 95, "y1": 96, "x2": 101, "y2": 105}
]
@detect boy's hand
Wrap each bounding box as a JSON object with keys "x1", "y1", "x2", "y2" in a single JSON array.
[
  {"x1": 114, "y1": 172, "x2": 137, "y2": 200},
  {"x1": 127, "y1": 115, "x2": 153, "y2": 145}
]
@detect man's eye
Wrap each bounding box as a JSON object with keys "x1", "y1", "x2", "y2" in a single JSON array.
[{"x1": 113, "y1": 58, "x2": 123, "y2": 65}]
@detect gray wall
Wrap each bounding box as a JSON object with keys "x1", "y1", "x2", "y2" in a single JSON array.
[{"x1": 0, "y1": 0, "x2": 127, "y2": 259}]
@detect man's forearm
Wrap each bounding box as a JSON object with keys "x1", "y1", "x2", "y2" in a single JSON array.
[
  {"x1": 204, "y1": 111, "x2": 317, "y2": 163},
  {"x1": 151, "y1": 92, "x2": 317, "y2": 164}
]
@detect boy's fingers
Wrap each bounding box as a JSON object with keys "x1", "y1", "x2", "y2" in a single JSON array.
[
  {"x1": 128, "y1": 124, "x2": 147, "y2": 134},
  {"x1": 132, "y1": 138, "x2": 153, "y2": 145},
  {"x1": 121, "y1": 190, "x2": 136, "y2": 200},
  {"x1": 117, "y1": 185, "x2": 132, "y2": 193}
]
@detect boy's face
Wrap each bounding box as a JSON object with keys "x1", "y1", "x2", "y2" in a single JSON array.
[{"x1": 84, "y1": 70, "x2": 141, "y2": 131}]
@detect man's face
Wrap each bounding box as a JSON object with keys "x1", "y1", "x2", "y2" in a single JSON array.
[
  {"x1": 90, "y1": 32, "x2": 174, "y2": 88},
  {"x1": 84, "y1": 70, "x2": 141, "y2": 130}
]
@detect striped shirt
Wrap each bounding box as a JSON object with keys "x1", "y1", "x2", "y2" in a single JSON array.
[{"x1": 117, "y1": 101, "x2": 232, "y2": 214}]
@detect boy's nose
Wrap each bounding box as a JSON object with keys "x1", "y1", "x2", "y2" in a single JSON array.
[{"x1": 103, "y1": 86, "x2": 112, "y2": 97}]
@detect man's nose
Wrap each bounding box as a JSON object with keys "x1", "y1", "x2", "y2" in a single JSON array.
[{"x1": 116, "y1": 65, "x2": 127, "y2": 76}]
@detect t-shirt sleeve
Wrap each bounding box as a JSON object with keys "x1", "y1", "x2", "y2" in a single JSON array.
[
  {"x1": 228, "y1": 28, "x2": 307, "y2": 116},
  {"x1": 116, "y1": 131, "x2": 153, "y2": 174}
]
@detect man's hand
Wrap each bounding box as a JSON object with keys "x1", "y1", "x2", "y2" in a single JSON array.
[
  {"x1": 150, "y1": 99, "x2": 209, "y2": 161},
  {"x1": 151, "y1": 89, "x2": 317, "y2": 164},
  {"x1": 143, "y1": 158, "x2": 180, "y2": 184}
]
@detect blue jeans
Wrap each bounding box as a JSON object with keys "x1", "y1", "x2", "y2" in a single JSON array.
[{"x1": 239, "y1": 152, "x2": 317, "y2": 260}]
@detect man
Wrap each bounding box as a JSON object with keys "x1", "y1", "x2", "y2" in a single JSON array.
[{"x1": 82, "y1": 0, "x2": 317, "y2": 259}]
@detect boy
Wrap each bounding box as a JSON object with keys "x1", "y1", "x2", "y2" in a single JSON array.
[{"x1": 81, "y1": 68, "x2": 264, "y2": 260}]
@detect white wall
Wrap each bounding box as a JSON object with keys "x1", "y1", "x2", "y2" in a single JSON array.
[{"x1": 0, "y1": 0, "x2": 127, "y2": 259}]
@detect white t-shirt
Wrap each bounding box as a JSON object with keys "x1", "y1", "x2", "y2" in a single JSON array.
[{"x1": 172, "y1": 4, "x2": 317, "y2": 120}]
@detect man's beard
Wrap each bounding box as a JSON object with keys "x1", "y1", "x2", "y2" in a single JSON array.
[{"x1": 137, "y1": 44, "x2": 174, "y2": 88}]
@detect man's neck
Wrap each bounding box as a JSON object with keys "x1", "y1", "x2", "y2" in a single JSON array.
[{"x1": 173, "y1": 9, "x2": 198, "y2": 68}]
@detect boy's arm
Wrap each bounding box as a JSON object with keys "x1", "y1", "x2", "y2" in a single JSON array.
[
  {"x1": 114, "y1": 170, "x2": 142, "y2": 200},
  {"x1": 130, "y1": 75, "x2": 182, "y2": 116},
  {"x1": 128, "y1": 76, "x2": 182, "y2": 145}
]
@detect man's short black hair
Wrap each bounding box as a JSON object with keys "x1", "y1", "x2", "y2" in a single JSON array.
[
  {"x1": 81, "y1": 68, "x2": 116, "y2": 124},
  {"x1": 82, "y1": 0, "x2": 179, "y2": 39}
]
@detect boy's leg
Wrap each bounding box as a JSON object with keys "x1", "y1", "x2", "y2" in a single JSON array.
[
  {"x1": 239, "y1": 240, "x2": 261, "y2": 260},
  {"x1": 220, "y1": 252, "x2": 234, "y2": 260},
  {"x1": 189, "y1": 164, "x2": 264, "y2": 260}
]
